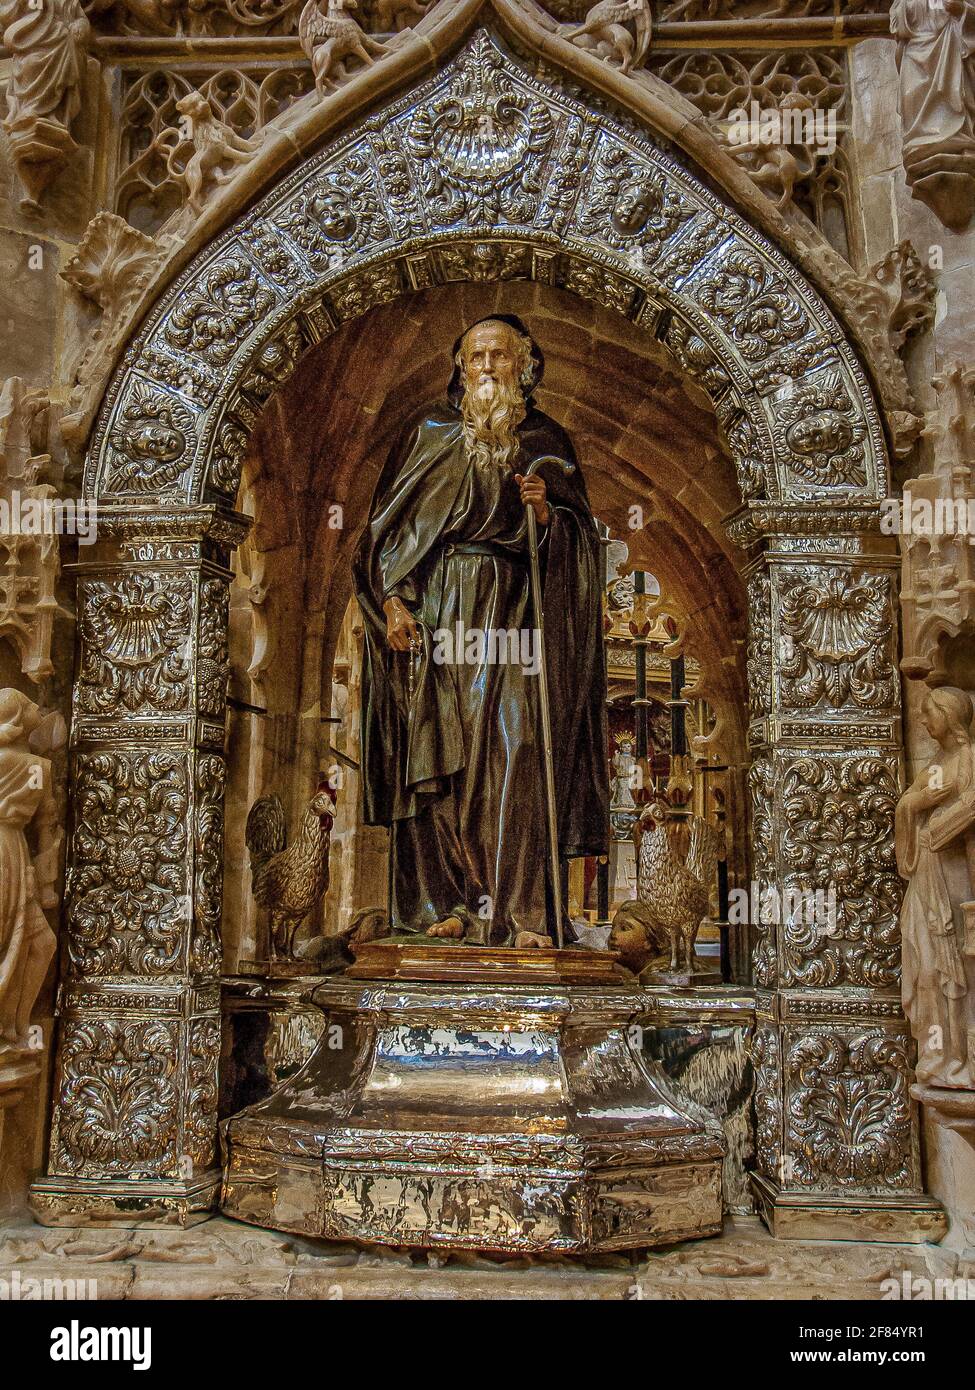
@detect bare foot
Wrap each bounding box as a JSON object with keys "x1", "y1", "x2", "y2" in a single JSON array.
[
  {"x1": 427, "y1": 915, "x2": 464, "y2": 940},
  {"x1": 514, "y1": 931, "x2": 552, "y2": 950}
]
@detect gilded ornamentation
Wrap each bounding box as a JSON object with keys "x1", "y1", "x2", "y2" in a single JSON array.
[
  {"x1": 197, "y1": 580, "x2": 231, "y2": 718},
  {"x1": 55, "y1": 1019, "x2": 179, "y2": 1176},
  {"x1": 724, "y1": 411, "x2": 767, "y2": 501},
  {"x1": 771, "y1": 371, "x2": 868, "y2": 488},
  {"x1": 210, "y1": 413, "x2": 250, "y2": 496},
  {"x1": 77, "y1": 573, "x2": 193, "y2": 715},
  {"x1": 786, "y1": 1032, "x2": 912, "y2": 1188},
  {"x1": 241, "y1": 323, "x2": 311, "y2": 403},
  {"x1": 748, "y1": 757, "x2": 777, "y2": 989},
  {"x1": 778, "y1": 567, "x2": 897, "y2": 711},
  {"x1": 68, "y1": 752, "x2": 189, "y2": 976},
  {"x1": 746, "y1": 570, "x2": 773, "y2": 720},
  {"x1": 439, "y1": 241, "x2": 529, "y2": 283},
  {"x1": 89, "y1": 31, "x2": 886, "y2": 507},
  {"x1": 192, "y1": 756, "x2": 226, "y2": 978},
  {"x1": 186, "y1": 1017, "x2": 220, "y2": 1170},
  {"x1": 578, "y1": 144, "x2": 690, "y2": 257},
  {"x1": 561, "y1": 257, "x2": 636, "y2": 316},
  {"x1": 330, "y1": 261, "x2": 402, "y2": 320},
  {"x1": 751, "y1": 1026, "x2": 781, "y2": 1180}
]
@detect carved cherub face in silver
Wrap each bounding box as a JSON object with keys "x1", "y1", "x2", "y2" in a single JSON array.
[
  {"x1": 786, "y1": 409, "x2": 852, "y2": 457},
  {"x1": 126, "y1": 422, "x2": 184, "y2": 462},
  {"x1": 312, "y1": 188, "x2": 356, "y2": 241},
  {"x1": 612, "y1": 179, "x2": 658, "y2": 237}
]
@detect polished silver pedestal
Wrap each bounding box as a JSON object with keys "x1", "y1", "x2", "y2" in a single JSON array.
[{"x1": 221, "y1": 945, "x2": 725, "y2": 1252}]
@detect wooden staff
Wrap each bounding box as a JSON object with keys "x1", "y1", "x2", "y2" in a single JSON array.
[{"x1": 523, "y1": 454, "x2": 575, "y2": 950}]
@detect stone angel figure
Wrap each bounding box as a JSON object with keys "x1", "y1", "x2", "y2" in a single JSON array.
[
  {"x1": 0, "y1": 690, "x2": 64, "y2": 1053},
  {"x1": 895, "y1": 686, "x2": 975, "y2": 1089}
]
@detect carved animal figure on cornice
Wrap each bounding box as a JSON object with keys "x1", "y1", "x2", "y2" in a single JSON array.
[
  {"x1": 373, "y1": 0, "x2": 428, "y2": 30},
  {"x1": 0, "y1": 0, "x2": 91, "y2": 208},
  {"x1": 84, "y1": 0, "x2": 180, "y2": 34},
  {"x1": 299, "y1": 0, "x2": 388, "y2": 94},
  {"x1": 0, "y1": 690, "x2": 64, "y2": 1053},
  {"x1": 725, "y1": 92, "x2": 818, "y2": 212},
  {"x1": 246, "y1": 783, "x2": 337, "y2": 959},
  {"x1": 565, "y1": 0, "x2": 652, "y2": 75},
  {"x1": 169, "y1": 91, "x2": 264, "y2": 214}
]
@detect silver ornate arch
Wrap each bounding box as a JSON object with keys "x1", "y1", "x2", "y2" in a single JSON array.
[{"x1": 32, "y1": 29, "x2": 943, "y2": 1241}]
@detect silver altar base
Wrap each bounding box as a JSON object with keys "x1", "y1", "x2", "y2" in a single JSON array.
[{"x1": 220, "y1": 944, "x2": 726, "y2": 1253}]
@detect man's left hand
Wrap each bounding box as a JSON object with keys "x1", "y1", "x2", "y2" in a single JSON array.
[{"x1": 515, "y1": 473, "x2": 549, "y2": 526}]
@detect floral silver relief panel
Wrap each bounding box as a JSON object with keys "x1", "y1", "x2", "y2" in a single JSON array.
[
  {"x1": 68, "y1": 750, "x2": 191, "y2": 978},
  {"x1": 785, "y1": 1029, "x2": 914, "y2": 1192},
  {"x1": 51, "y1": 1018, "x2": 181, "y2": 1179}
]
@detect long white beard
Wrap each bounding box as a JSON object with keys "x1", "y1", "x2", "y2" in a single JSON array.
[{"x1": 460, "y1": 375, "x2": 527, "y2": 468}]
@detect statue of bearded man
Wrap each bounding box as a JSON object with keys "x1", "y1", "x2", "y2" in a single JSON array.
[{"x1": 353, "y1": 316, "x2": 609, "y2": 946}]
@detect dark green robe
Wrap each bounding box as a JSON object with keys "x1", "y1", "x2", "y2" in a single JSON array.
[{"x1": 353, "y1": 401, "x2": 608, "y2": 942}]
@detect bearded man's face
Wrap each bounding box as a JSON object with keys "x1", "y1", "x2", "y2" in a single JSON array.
[{"x1": 458, "y1": 321, "x2": 528, "y2": 468}]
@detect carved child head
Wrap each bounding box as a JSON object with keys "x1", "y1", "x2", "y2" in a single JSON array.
[{"x1": 612, "y1": 177, "x2": 659, "y2": 237}]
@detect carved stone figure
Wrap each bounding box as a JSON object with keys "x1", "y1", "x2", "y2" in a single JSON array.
[
  {"x1": 0, "y1": 0, "x2": 91, "y2": 208},
  {"x1": 353, "y1": 316, "x2": 609, "y2": 946},
  {"x1": 373, "y1": 0, "x2": 428, "y2": 30},
  {"x1": 892, "y1": 0, "x2": 975, "y2": 230},
  {"x1": 246, "y1": 784, "x2": 337, "y2": 960},
  {"x1": 633, "y1": 791, "x2": 724, "y2": 974},
  {"x1": 896, "y1": 686, "x2": 975, "y2": 1089},
  {"x1": 0, "y1": 690, "x2": 62, "y2": 1052},
  {"x1": 170, "y1": 91, "x2": 264, "y2": 215},
  {"x1": 299, "y1": 0, "x2": 388, "y2": 94},
  {"x1": 726, "y1": 93, "x2": 818, "y2": 212},
  {"x1": 0, "y1": 379, "x2": 63, "y2": 684},
  {"x1": 565, "y1": 0, "x2": 652, "y2": 75}
]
